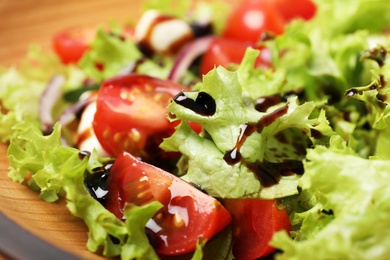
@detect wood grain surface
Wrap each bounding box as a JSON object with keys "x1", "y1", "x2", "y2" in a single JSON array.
[
  {"x1": 0, "y1": 0, "x2": 143, "y2": 259},
  {"x1": 0, "y1": 0, "x2": 142, "y2": 66},
  {"x1": 0, "y1": 0, "x2": 240, "y2": 258}
]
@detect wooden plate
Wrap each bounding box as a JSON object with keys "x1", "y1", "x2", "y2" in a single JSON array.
[
  {"x1": 0, "y1": 0, "x2": 142, "y2": 259},
  {"x1": 0, "y1": 0, "x2": 240, "y2": 258}
]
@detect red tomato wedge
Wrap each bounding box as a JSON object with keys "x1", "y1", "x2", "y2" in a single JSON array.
[
  {"x1": 200, "y1": 37, "x2": 272, "y2": 75},
  {"x1": 222, "y1": 0, "x2": 285, "y2": 44},
  {"x1": 223, "y1": 199, "x2": 291, "y2": 259},
  {"x1": 105, "y1": 151, "x2": 232, "y2": 255},
  {"x1": 52, "y1": 27, "x2": 94, "y2": 64},
  {"x1": 93, "y1": 74, "x2": 186, "y2": 159},
  {"x1": 269, "y1": 0, "x2": 316, "y2": 22},
  {"x1": 52, "y1": 26, "x2": 135, "y2": 64}
]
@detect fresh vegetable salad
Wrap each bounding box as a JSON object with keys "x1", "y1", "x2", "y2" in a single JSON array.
[{"x1": 1, "y1": 0, "x2": 390, "y2": 259}]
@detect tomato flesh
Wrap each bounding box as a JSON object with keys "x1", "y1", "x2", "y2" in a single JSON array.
[
  {"x1": 200, "y1": 37, "x2": 272, "y2": 75},
  {"x1": 222, "y1": 0, "x2": 285, "y2": 45},
  {"x1": 52, "y1": 27, "x2": 94, "y2": 64},
  {"x1": 106, "y1": 151, "x2": 232, "y2": 255},
  {"x1": 223, "y1": 199, "x2": 291, "y2": 259},
  {"x1": 270, "y1": 0, "x2": 316, "y2": 22},
  {"x1": 93, "y1": 74, "x2": 185, "y2": 159}
]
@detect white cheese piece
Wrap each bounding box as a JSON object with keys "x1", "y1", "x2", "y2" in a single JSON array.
[
  {"x1": 77, "y1": 101, "x2": 109, "y2": 157},
  {"x1": 134, "y1": 10, "x2": 194, "y2": 54}
]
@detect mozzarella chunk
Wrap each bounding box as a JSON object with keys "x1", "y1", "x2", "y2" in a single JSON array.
[
  {"x1": 134, "y1": 10, "x2": 194, "y2": 54},
  {"x1": 77, "y1": 101, "x2": 109, "y2": 157}
]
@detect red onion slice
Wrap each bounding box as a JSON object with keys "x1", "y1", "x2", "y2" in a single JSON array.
[
  {"x1": 39, "y1": 74, "x2": 66, "y2": 134},
  {"x1": 57, "y1": 95, "x2": 95, "y2": 127},
  {"x1": 168, "y1": 36, "x2": 213, "y2": 82}
]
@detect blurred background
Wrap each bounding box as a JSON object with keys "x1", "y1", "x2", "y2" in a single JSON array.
[{"x1": 0, "y1": 0, "x2": 142, "y2": 66}]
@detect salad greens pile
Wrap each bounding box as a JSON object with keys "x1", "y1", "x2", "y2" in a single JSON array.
[{"x1": 1, "y1": 0, "x2": 390, "y2": 259}]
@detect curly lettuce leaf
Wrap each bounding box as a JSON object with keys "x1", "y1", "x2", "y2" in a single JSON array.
[
  {"x1": 6, "y1": 117, "x2": 162, "y2": 259},
  {"x1": 79, "y1": 28, "x2": 142, "y2": 82},
  {"x1": 271, "y1": 135, "x2": 390, "y2": 259},
  {"x1": 162, "y1": 51, "x2": 334, "y2": 199},
  {"x1": 120, "y1": 202, "x2": 162, "y2": 260},
  {"x1": 79, "y1": 28, "x2": 172, "y2": 82},
  {"x1": 0, "y1": 47, "x2": 87, "y2": 142}
]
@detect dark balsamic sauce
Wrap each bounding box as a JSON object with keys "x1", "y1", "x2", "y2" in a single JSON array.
[
  {"x1": 84, "y1": 161, "x2": 114, "y2": 205},
  {"x1": 172, "y1": 91, "x2": 216, "y2": 116},
  {"x1": 245, "y1": 159, "x2": 303, "y2": 187},
  {"x1": 173, "y1": 91, "x2": 305, "y2": 187},
  {"x1": 190, "y1": 21, "x2": 213, "y2": 38},
  {"x1": 345, "y1": 79, "x2": 388, "y2": 110},
  {"x1": 255, "y1": 95, "x2": 283, "y2": 112},
  {"x1": 255, "y1": 90, "x2": 303, "y2": 112},
  {"x1": 223, "y1": 103, "x2": 304, "y2": 187},
  {"x1": 361, "y1": 46, "x2": 387, "y2": 67}
]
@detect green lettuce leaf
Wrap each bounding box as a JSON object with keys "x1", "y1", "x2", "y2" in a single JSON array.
[
  {"x1": 79, "y1": 28, "x2": 142, "y2": 82},
  {"x1": 6, "y1": 117, "x2": 162, "y2": 258},
  {"x1": 78, "y1": 28, "x2": 173, "y2": 82},
  {"x1": 120, "y1": 202, "x2": 162, "y2": 260},
  {"x1": 271, "y1": 135, "x2": 390, "y2": 259},
  {"x1": 162, "y1": 51, "x2": 334, "y2": 199}
]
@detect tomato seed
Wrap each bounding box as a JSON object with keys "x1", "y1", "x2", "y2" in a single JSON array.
[{"x1": 173, "y1": 213, "x2": 185, "y2": 228}]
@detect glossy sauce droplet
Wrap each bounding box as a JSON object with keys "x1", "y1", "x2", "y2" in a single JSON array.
[
  {"x1": 245, "y1": 160, "x2": 303, "y2": 187},
  {"x1": 173, "y1": 91, "x2": 216, "y2": 116},
  {"x1": 255, "y1": 94, "x2": 283, "y2": 112},
  {"x1": 224, "y1": 124, "x2": 255, "y2": 165},
  {"x1": 361, "y1": 46, "x2": 387, "y2": 67},
  {"x1": 345, "y1": 88, "x2": 360, "y2": 97},
  {"x1": 84, "y1": 162, "x2": 114, "y2": 205},
  {"x1": 255, "y1": 104, "x2": 289, "y2": 132},
  {"x1": 223, "y1": 103, "x2": 304, "y2": 187}
]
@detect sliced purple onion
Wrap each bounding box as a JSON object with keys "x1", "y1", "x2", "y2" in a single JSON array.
[
  {"x1": 58, "y1": 95, "x2": 96, "y2": 147},
  {"x1": 39, "y1": 74, "x2": 66, "y2": 135},
  {"x1": 57, "y1": 95, "x2": 95, "y2": 127},
  {"x1": 168, "y1": 36, "x2": 213, "y2": 82}
]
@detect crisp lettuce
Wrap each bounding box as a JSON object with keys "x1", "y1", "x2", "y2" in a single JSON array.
[
  {"x1": 2, "y1": 0, "x2": 390, "y2": 259},
  {"x1": 6, "y1": 116, "x2": 162, "y2": 259},
  {"x1": 162, "y1": 50, "x2": 334, "y2": 199},
  {"x1": 79, "y1": 28, "x2": 173, "y2": 82},
  {"x1": 79, "y1": 28, "x2": 142, "y2": 82},
  {"x1": 271, "y1": 136, "x2": 390, "y2": 259}
]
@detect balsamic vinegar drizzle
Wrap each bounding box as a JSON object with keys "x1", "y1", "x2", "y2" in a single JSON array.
[
  {"x1": 346, "y1": 46, "x2": 389, "y2": 108},
  {"x1": 255, "y1": 90, "x2": 303, "y2": 112},
  {"x1": 223, "y1": 103, "x2": 303, "y2": 187},
  {"x1": 172, "y1": 91, "x2": 216, "y2": 116},
  {"x1": 84, "y1": 159, "x2": 114, "y2": 205},
  {"x1": 361, "y1": 45, "x2": 387, "y2": 67},
  {"x1": 172, "y1": 91, "x2": 305, "y2": 187}
]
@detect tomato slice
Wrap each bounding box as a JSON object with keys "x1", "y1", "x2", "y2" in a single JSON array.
[
  {"x1": 269, "y1": 0, "x2": 316, "y2": 22},
  {"x1": 223, "y1": 199, "x2": 291, "y2": 259},
  {"x1": 93, "y1": 74, "x2": 185, "y2": 159},
  {"x1": 222, "y1": 0, "x2": 285, "y2": 44},
  {"x1": 200, "y1": 37, "x2": 272, "y2": 75},
  {"x1": 106, "y1": 151, "x2": 232, "y2": 255},
  {"x1": 52, "y1": 26, "x2": 135, "y2": 64},
  {"x1": 52, "y1": 27, "x2": 94, "y2": 64}
]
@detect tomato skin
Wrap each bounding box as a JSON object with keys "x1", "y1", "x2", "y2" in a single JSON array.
[
  {"x1": 52, "y1": 28, "x2": 93, "y2": 64},
  {"x1": 222, "y1": 0, "x2": 285, "y2": 45},
  {"x1": 270, "y1": 0, "x2": 316, "y2": 22},
  {"x1": 106, "y1": 151, "x2": 232, "y2": 255},
  {"x1": 223, "y1": 199, "x2": 291, "y2": 259},
  {"x1": 200, "y1": 37, "x2": 272, "y2": 75},
  {"x1": 93, "y1": 74, "x2": 186, "y2": 158},
  {"x1": 52, "y1": 26, "x2": 135, "y2": 64}
]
